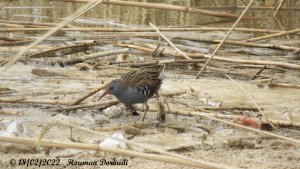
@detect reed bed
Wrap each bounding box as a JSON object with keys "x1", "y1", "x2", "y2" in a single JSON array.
[{"x1": 0, "y1": 0, "x2": 300, "y2": 169}]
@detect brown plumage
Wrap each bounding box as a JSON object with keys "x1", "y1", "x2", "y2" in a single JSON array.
[{"x1": 99, "y1": 64, "x2": 165, "y2": 121}]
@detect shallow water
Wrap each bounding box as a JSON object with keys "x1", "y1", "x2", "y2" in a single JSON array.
[
  {"x1": 0, "y1": 1, "x2": 300, "y2": 168},
  {"x1": 1, "y1": 0, "x2": 300, "y2": 29}
]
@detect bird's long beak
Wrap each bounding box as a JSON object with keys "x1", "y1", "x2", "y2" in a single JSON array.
[{"x1": 98, "y1": 90, "x2": 110, "y2": 101}]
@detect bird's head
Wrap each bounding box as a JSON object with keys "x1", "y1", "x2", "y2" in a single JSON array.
[{"x1": 98, "y1": 79, "x2": 123, "y2": 100}]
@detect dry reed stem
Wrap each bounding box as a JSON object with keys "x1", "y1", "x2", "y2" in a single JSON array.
[
  {"x1": 272, "y1": 16, "x2": 290, "y2": 39},
  {"x1": 109, "y1": 44, "x2": 300, "y2": 69},
  {"x1": 69, "y1": 79, "x2": 112, "y2": 105},
  {"x1": 0, "y1": 109, "x2": 24, "y2": 115},
  {"x1": 247, "y1": 28, "x2": 300, "y2": 42},
  {"x1": 0, "y1": 0, "x2": 103, "y2": 74},
  {"x1": 0, "y1": 98, "x2": 68, "y2": 105},
  {"x1": 61, "y1": 0, "x2": 254, "y2": 19},
  {"x1": 273, "y1": 0, "x2": 286, "y2": 17},
  {"x1": 95, "y1": 64, "x2": 138, "y2": 71},
  {"x1": 31, "y1": 69, "x2": 69, "y2": 77},
  {"x1": 197, "y1": 6, "x2": 299, "y2": 10},
  {"x1": 146, "y1": 36, "x2": 300, "y2": 51},
  {"x1": 28, "y1": 43, "x2": 93, "y2": 58},
  {"x1": 225, "y1": 74, "x2": 265, "y2": 116},
  {"x1": 54, "y1": 48, "x2": 130, "y2": 66},
  {"x1": 0, "y1": 20, "x2": 76, "y2": 28},
  {"x1": 146, "y1": 106, "x2": 300, "y2": 129},
  {"x1": 1, "y1": 27, "x2": 294, "y2": 34},
  {"x1": 0, "y1": 136, "x2": 230, "y2": 169},
  {"x1": 60, "y1": 99, "x2": 119, "y2": 111},
  {"x1": 225, "y1": 74, "x2": 277, "y2": 129},
  {"x1": 0, "y1": 0, "x2": 14, "y2": 9},
  {"x1": 0, "y1": 40, "x2": 33, "y2": 46},
  {"x1": 255, "y1": 79, "x2": 300, "y2": 89},
  {"x1": 55, "y1": 122, "x2": 236, "y2": 169},
  {"x1": 191, "y1": 112, "x2": 300, "y2": 144},
  {"x1": 161, "y1": 109, "x2": 300, "y2": 144},
  {"x1": 149, "y1": 23, "x2": 192, "y2": 60},
  {"x1": 195, "y1": 0, "x2": 255, "y2": 78},
  {"x1": 62, "y1": 91, "x2": 185, "y2": 111}
]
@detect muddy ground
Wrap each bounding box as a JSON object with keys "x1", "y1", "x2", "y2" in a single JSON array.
[
  {"x1": 0, "y1": 63, "x2": 300, "y2": 169},
  {"x1": 1, "y1": 0, "x2": 300, "y2": 168}
]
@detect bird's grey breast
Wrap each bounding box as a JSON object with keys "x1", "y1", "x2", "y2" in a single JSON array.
[{"x1": 115, "y1": 86, "x2": 147, "y2": 105}]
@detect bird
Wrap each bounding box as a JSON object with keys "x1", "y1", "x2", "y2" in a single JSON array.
[{"x1": 99, "y1": 64, "x2": 165, "y2": 121}]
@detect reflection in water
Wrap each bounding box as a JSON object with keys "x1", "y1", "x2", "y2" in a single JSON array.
[{"x1": 1, "y1": 0, "x2": 300, "y2": 29}]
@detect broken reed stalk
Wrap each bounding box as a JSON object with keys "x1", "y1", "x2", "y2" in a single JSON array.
[
  {"x1": 195, "y1": 0, "x2": 255, "y2": 78},
  {"x1": 0, "y1": 40, "x2": 33, "y2": 46},
  {"x1": 225, "y1": 75, "x2": 264, "y2": 116},
  {"x1": 150, "y1": 108, "x2": 300, "y2": 144},
  {"x1": 247, "y1": 28, "x2": 300, "y2": 42},
  {"x1": 60, "y1": 0, "x2": 254, "y2": 19},
  {"x1": 31, "y1": 69, "x2": 68, "y2": 77},
  {"x1": 0, "y1": 136, "x2": 228, "y2": 169},
  {"x1": 53, "y1": 48, "x2": 130, "y2": 66},
  {"x1": 1, "y1": 27, "x2": 295, "y2": 34},
  {"x1": 145, "y1": 106, "x2": 300, "y2": 129},
  {"x1": 197, "y1": 6, "x2": 300, "y2": 11},
  {"x1": 0, "y1": 98, "x2": 68, "y2": 105},
  {"x1": 273, "y1": 0, "x2": 285, "y2": 17},
  {"x1": 54, "y1": 122, "x2": 235, "y2": 169},
  {"x1": 177, "y1": 37, "x2": 299, "y2": 51},
  {"x1": 28, "y1": 43, "x2": 94, "y2": 58},
  {"x1": 63, "y1": 91, "x2": 185, "y2": 111},
  {"x1": 0, "y1": 0, "x2": 13, "y2": 9},
  {"x1": 69, "y1": 80, "x2": 112, "y2": 105},
  {"x1": 0, "y1": 0, "x2": 103, "y2": 74},
  {"x1": 0, "y1": 109, "x2": 24, "y2": 115},
  {"x1": 225, "y1": 74, "x2": 276, "y2": 129},
  {"x1": 110, "y1": 44, "x2": 300, "y2": 70},
  {"x1": 183, "y1": 111, "x2": 300, "y2": 144},
  {"x1": 255, "y1": 80, "x2": 300, "y2": 89},
  {"x1": 149, "y1": 23, "x2": 192, "y2": 60},
  {"x1": 60, "y1": 99, "x2": 119, "y2": 111},
  {"x1": 0, "y1": 20, "x2": 76, "y2": 28}
]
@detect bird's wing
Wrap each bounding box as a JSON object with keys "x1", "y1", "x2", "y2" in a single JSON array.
[{"x1": 122, "y1": 65, "x2": 164, "y2": 90}]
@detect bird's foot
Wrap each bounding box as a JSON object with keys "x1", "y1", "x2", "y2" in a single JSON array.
[
  {"x1": 125, "y1": 104, "x2": 140, "y2": 116},
  {"x1": 132, "y1": 110, "x2": 139, "y2": 116}
]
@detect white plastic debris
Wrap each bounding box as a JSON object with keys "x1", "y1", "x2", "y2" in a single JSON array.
[
  {"x1": 0, "y1": 121, "x2": 26, "y2": 137},
  {"x1": 99, "y1": 133, "x2": 128, "y2": 149}
]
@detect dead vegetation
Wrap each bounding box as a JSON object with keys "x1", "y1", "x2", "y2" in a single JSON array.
[{"x1": 0, "y1": 0, "x2": 300, "y2": 169}]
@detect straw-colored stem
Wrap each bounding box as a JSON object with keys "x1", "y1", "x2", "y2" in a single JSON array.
[
  {"x1": 0, "y1": 98, "x2": 68, "y2": 105},
  {"x1": 247, "y1": 28, "x2": 300, "y2": 42},
  {"x1": 60, "y1": 0, "x2": 255, "y2": 19},
  {"x1": 1, "y1": 27, "x2": 296, "y2": 34},
  {"x1": 175, "y1": 37, "x2": 300, "y2": 51},
  {"x1": 195, "y1": 0, "x2": 255, "y2": 78},
  {"x1": 69, "y1": 79, "x2": 112, "y2": 105},
  {"x1": 160, "y1": 109, "x2": 300, "y2": 144},
  {"x1": 0, "y1": 136, "x2": 227, "y2": 169},
  {"x1": 0, "y1": 0, "x2": 103, "y2": 74},
  {"x1": 150, "y1": 23, "x2": 191, "y2": 60}
]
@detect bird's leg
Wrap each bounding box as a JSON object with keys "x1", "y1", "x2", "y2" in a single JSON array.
[
  {"x1": 139, "y1": 102, "x2": 149, "y2": 122},
  {"x1": 125, "y1": 104, "x2": 139, "y2": 116}
]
